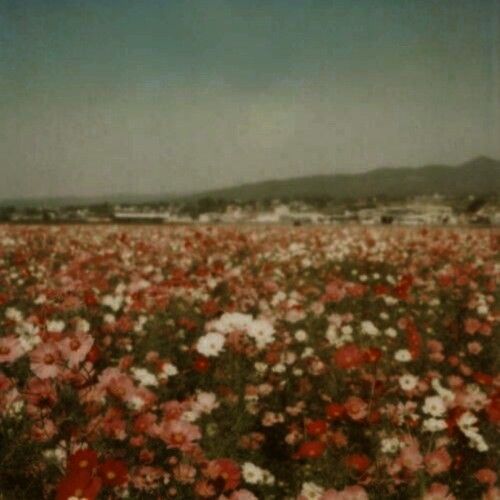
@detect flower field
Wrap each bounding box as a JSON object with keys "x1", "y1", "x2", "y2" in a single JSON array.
[{"x1": 0, "y1": 224, "x2": 498, "y2": 500}]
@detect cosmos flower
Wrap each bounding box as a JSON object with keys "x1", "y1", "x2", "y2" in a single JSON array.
[
  {"x1": 0, "y1": 336, "x2": 24, "y2": 364},
  {"x1": 98, "y1": 459, "x2": 128, "y2": 487},
  {"x1": 399, "y1": 374, "x2": 419, "y2": 391},
  {"x1": 56, "y1": 470, "x2": 102, "y2": 500},
  {"x1": 58, "y1": 332, "x2": 94, "y2": 368},
  {"x1": 30, "y1": 342, "x2": 62, "y2": 379},
  {"x1": 196, "y1": 332, "x2": 225, "y2": 357}
]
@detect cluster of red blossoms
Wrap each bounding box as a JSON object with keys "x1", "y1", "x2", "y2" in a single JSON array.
[{"x1": 56, "y1": 450, "x2": 127, "y2": 500}]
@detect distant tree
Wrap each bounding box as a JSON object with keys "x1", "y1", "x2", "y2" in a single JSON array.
[{"x1": 465, "y1": 197, "x2": 486, "y2": 214}]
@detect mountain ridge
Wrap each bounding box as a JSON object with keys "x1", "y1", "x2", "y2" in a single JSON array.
[
  {"x1": 187, "y1": 156, "x2": 500, "y2": 202},
  {"x1": 1, "y1": 157, "x2": 498, "y2": 208}
]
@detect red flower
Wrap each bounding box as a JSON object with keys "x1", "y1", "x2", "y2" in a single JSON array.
[
  {"x1": 98, "y1": 459, "x2": 128, "y2": 487},
  {"x1": 333, "y1": 344, "x2": 365, "y2": 370},
  {"x1": 404, "y1": 319, "x2": 422, "y2": 359},
  {"x1": 363, "y1": 347, "x2": 382, "y2": 364},
  {"x1": 473, "y1": 372, "x2": 493, "y2": 386},
  {"x1": 325, "y1": 403, "x2": 345, "y2": 420},
  {"x1": 368, "y1": 409, "x2": 381, "y2": 424},
  {"x1": 67, "y1": 449, "x2": 98, "y2": 475},
  {"x1": 201, "y1": 300, "x2": 220, "y2": 317},
  {"x1": 56, "y1": 470, "x2": 102, "y2": 500},
  {"x1": 85, "y1": 345, "x2": 101, "y2": 364},
  {"x1": 485, "y1": 394, "x2": 500, "y2": 424},
  {"x1": 306, "y1": 419, "x2": 328, "y2": 437},
  {"x1": 345, "y1": 453, "x2": 371, "y2": 473},
  {"x1": 193, "y1": 356, "x2": 210, "y2": 373},
  {"x1": 83, "y1": 290, "x2": 98, "y2": 307},
  {"x1": 296, "y1": 441, "x2": 326, "y2": 459},
  {"x1": 204, "y1": 458, "x2": 241, "y2": 491}
]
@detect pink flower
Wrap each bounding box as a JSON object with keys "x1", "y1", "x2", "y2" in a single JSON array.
[
  {"x1": 344, "y1": 396, "x2": 368, "y2": 421},
  {"x1": 230, "y1": 490, "x2": 258, "y2": 500},
  {"x1": 30, "y1": 342, "x2": 62, "y2": 379},
  {"x1": 423, "y1": 483, "x2": 456, "y2": 500},
  {"x1": 59, "y1": 332, "x2": 94, "y2": 368},
  {"x1": 97, "y1": 407, "x2": 127, "y2": 440},
  {"x1": 465, "y1": 317, "x2": 481, "y2": 335},
  {"x1": 475, "y1": 469, "x2": 497, "y2": 486},
  {"x1": 483, "y1": 487, "x2": 500, "y2": 500},
  {"x1": 424, "y1": 448, "x2": 452, "y2": 476},
  {"x1": 129, "y1": 466, "x2": 167, "y2": 491},
  {"x1": 25, "y1": 377, "x2": 58, "y2": 415},
  {"x1": 98, "y1": 368, "x2": 136, "y2": 401},
  {"x1": 155, "y1": 419, "x2": 202, "y2": 451},
  {"x1": 31, "y1": 418, "x2": 57, "y2": 442},
  {"x1": 0, "y1": 336, "x2": 24, "y2": 364},
  {"x1": 467, "y1": 341, "x2": 482, "y2": 355},
  {"x1": 321, "y1": 485, "x2": 369, "y2": 500},
  {"x1": 173, "y1": 463, "x2": 197, "y2": 484},
  {"x1": 399, "y1": 436, "x2": 423, "y2": 472}
]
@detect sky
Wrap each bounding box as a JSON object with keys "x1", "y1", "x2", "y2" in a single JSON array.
[{"x1": 0, "y1": 0, "x2": 499, "y2": 200}]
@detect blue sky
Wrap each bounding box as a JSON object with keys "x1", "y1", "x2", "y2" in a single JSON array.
[{"x1": 0, "y1": 0, "x2": 498, "y2": 198}]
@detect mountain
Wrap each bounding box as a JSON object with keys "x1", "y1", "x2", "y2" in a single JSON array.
[
  {"x1": 1, "y1": 157, "x2": 498, "y2": 208},
  {"x1": 188, "y1": 156, "x2": 500, "y2": 202}
]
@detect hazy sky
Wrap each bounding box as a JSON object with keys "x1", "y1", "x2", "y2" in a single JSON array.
[{"x1": 1, "y1": 0, "x2": 499, "y2": 199}]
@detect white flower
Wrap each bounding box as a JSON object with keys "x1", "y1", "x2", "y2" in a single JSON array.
[
  {"x1": 213, "y1": 312, "x2": 253, "y2": 333},
  {"x1": 399, "y1": 374, "x2": 418, "y2": 391},
  {"x1": 300, "y1": 481, "x2": 325, "y2": 499},
  {"x1": 272, "y1": 363, "x2": 286, "y2": 373},
  {"x1": 263, "y1": 471, "x2": 275, "y2": 485},
  {"x1": 130, "y1": 367, "x2": 158, "y2": 387},
  {"x1": 457, "y1": 411, "x2": 478, "y2": 433},
  {"x1": 247, "y1": 319, "x2": 275, "y2": 349},
  {"x1": 34, "y1": 295, "x2": 47, "y2": 305},
  {"x1": 193, "y1": 391, "x2": 219, "y2": 414},
  {"x1": 325, "y1": 325, "x2": 340, "y2": 345},
  {"x1": 42, "y1": 446, "x2": 67, "y2": 465},
  {"x1": 4, "y1": 398, "x2": 25, "y2": 418},
  {"x1": 422, "y1": 396, "x2": 447, "y2": 417},
  {"x1": 104, "y1": 313, "x2": 116, "y2": 324},
  {"x1": 5, "y1": 307, "x2": 23, "y2": 322},
  {"x1": 102, "y1": 294, "x2": 123, "y2": 312},
  {"x1": 294, "y1": 329, "x2": 308, "y2": 342},
  {"x1": 384, "y1": 296, "x2": 398, "y2": 306},
  {"x1": 196, "y1": 332, "x2": 225, "y2": 357},
  {"x1": 127, "y1": 396, "x2": 145, "y2": 411},
  {"x1": 468, "y1": 432, "x2": 489, "y2": 452},
  {"x1": 341, "y1": 325, "x2": 353, "y2": 335},
  {"x1": 381, "y1": 437, "x2": 402, "y2": 454},
  {"x1": 361, "y1": 320, "x2": 379, "y2": 337},
  {"x1": 384, "y1": 327, "x2": 398, "y2": 338},
  {"x1": 18, "y1": 330, "x2": 41, "y2": 353},
  {"x1": 254, "y1": 362, "x2": 268, "y2": 374},
  {"x1": 242, "y1": 462, "x2": 266, "y2": 484},
  {"x1": 394, "y1": 349, "x2": 412, "y2": 362},
  {"x1": 477, "y1": 304, "x2": 488, "y2": 316},
  {"x1": 46, "y1": 319, "x2": 65, "y2": 333},
  {"x1": 76, "y1": 318, "x2": 90, "y2": 333},
  {"x1": 325, "y1": 325, "x2": 352, "y2": 347},
  {"x1": 301, "y1": 347, "x2": 314, "y2": 358},
  {"x1": 422, "y1": 418, "x2": 448, "y2": 433},
  {"x1": 159, "y1": 363, "x2": 178, "y2": 380},
  {"x1": 431, "y1": 379, "x2": 455, "y2": 404}
]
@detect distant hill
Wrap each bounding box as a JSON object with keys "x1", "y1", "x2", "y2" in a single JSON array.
[
  {"x1": 1, "y1": 157, "x2": 498, "y2": 208},
  {"x1": 189, "y1": 156, "x2": 500, "y2": 202}
]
